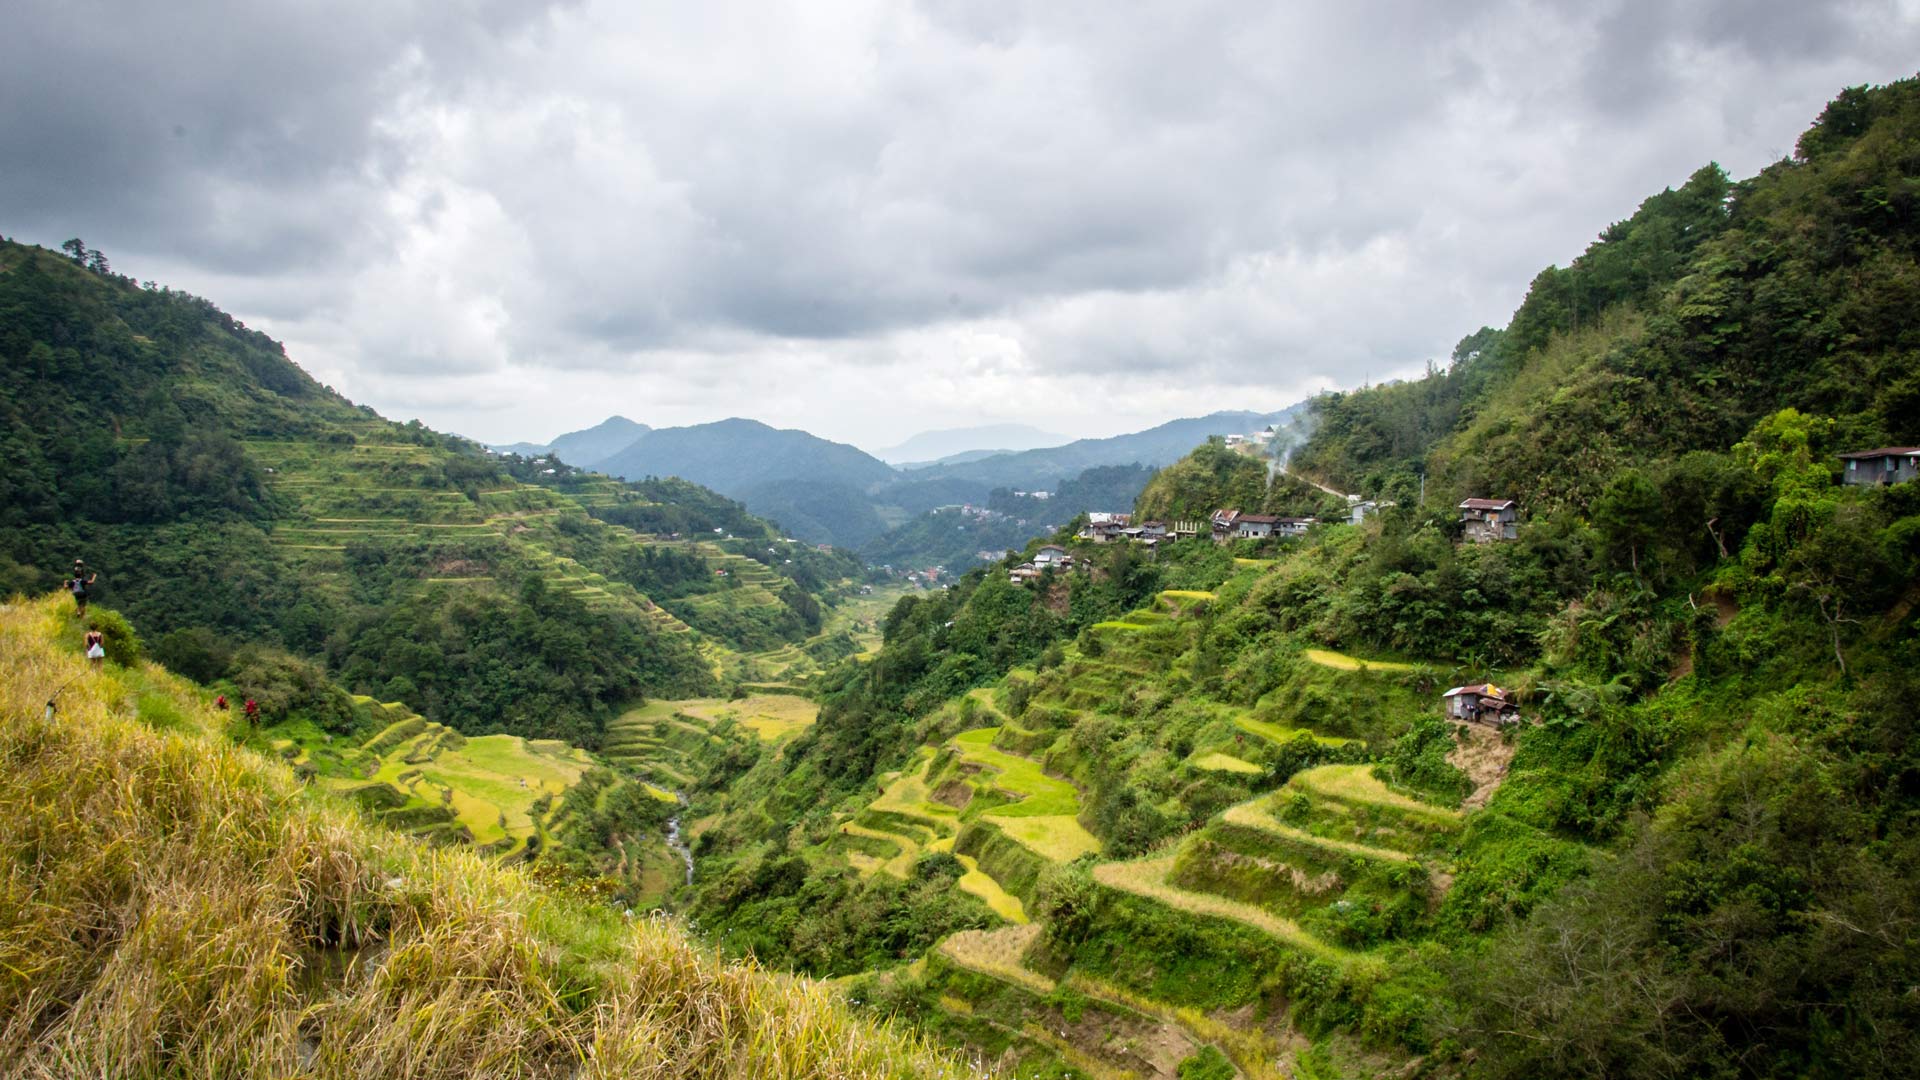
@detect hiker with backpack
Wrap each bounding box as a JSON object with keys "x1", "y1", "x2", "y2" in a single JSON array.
[
  {"x1": 83, "y1": 624, "x2": 106, "y2": 669},
  {"x1": 67, "y1": 560, "x2": 97, "y2": 616}
]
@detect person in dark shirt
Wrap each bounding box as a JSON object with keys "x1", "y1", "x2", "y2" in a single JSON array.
[{"x1": 68, "y1": 560, "x2": 97, "y2": 616}]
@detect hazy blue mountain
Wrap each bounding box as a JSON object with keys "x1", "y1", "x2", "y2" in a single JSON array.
[
  {"x1": 486, "y1": 416, "x2": 651, "y2": 465},
  {"x1": 906, "y1": 406, "x2": 1309, "y2": 492},
  {"x1": 594, "y1": 418, "x2": 899, "y2": 546},
  {"x1": 548, "y1": 416, "x2": 651, "y2": 467},
  {"x1": 874, "y1": 423, "x2": 1066, "y2": 465},
  {"x1": 487, "y1": 440, "x2": 553, "y2": 457}
]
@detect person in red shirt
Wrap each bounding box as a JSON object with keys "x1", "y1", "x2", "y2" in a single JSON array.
[{"x1": 243, "y1": 698, "x2": 259, "y2": 724}]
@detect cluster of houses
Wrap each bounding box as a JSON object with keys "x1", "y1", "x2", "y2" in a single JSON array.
[
  {"x1": 1076, "y1": 513, "x2": 1203, "y2": 546},
  {"x1": 1222, "y1": 424, "x2": 1284, "y2": 449},
  {"x1": 1016, "y1": 445, "x2": 1916, "y2": 588},
  {"x1": 1209, "y1": 509, "x2": 1315, "y2": 542}
]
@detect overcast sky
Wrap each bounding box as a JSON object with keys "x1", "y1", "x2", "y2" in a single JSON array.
[{"x1": 7, "y1": 2, "x2": 1918, "y2": 451}]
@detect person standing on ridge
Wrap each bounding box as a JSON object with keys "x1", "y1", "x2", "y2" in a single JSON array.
[
  {"x1": 68, "y1": 560, "x2": 97, "y2": 617},
  {"x1": 244, "y1": 698, "x2": 259, "y2": 725},
  {"x1": 83, "y1": 624, "x2": 105, "y2": 670}
]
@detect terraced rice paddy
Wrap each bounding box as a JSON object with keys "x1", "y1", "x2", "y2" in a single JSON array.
[
  {"x1": 1233, "y1": 713, "x2": 1352, "y2": 748},
  {"x1": 939, "y1": 925, "x2": 1054, "y2": 994},
  {"x1": 1221, "y1": 799, "x2": 1415, "y2": 863},
  {"x1": 1189, "y1": 751, "x2": 1264, "y2": 774},
  {"x1": 955, "y1": 855, "x2": 1029, "y2": 922},
  {"x1": 1092, "y1": 856, "x2": 1348, "y2": 962},
  {"x1": 949, "y1": 727, "x2": 1102, "y2": 862},
  {"x1": 1291, "y1": 763, "x2": 1464, "y2": 825},
  {"x1": 675, "y1": 694, "x2": 818, "y2": 741},
  {"x1": 321, "y1": 715, "x2": 594, "y2": 853},
  {"x1": 1301, "y1": 647, "x2": 1418, "y2": 672}
]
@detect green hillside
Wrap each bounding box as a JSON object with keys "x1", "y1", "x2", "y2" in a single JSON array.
[
  {"x1": 0, "y1": 238, "x2": 865, "y2": 747},
  {"x1": 620, "y1": 80, "x2": 1920, "y2": 1079}
]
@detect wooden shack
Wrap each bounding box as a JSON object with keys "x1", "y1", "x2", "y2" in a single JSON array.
[
  {"x1": 1443, "y1": 683, "x2": 1518, "y2": 725},
  {"x1": 1839, "y1": 447, "x2": 1919, "y2": 486},
  {"x1": 1458, "y1": 498, "x2": 1518, "y2": 542}
]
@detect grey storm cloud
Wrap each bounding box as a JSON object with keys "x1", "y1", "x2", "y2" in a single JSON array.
[{"x1": 3, "y1": 0, "x2": 1917, "y2": 444}]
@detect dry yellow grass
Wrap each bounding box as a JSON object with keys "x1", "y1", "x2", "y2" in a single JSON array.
[{"x1": 0, "y1": 595, "x2": 981, "y2": 1079}]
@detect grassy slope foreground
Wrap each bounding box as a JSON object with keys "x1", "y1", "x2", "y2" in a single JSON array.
[{"x1": 0, "y1": 594, "x2": 969, "y2": 1079}]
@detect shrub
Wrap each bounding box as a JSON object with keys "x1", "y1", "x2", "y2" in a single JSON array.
[{"x1": 88, "y1": 608, "x2": 141, "y2": 666}]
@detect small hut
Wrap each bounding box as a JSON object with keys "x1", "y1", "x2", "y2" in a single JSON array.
[{"x1": 1442, "y1": 683, "x2": 1518, "y2": 725}]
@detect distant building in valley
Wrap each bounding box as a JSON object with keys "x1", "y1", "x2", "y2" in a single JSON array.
[
  {"x1": 1839, "y1": 447, "x2": 1919, "y2": 486},
  {"x1": 1458, "y1": 498, "x2": 1518, "y2": 542},
  {"x1": 1032, "y1": 544, "x2": 1071, "y2": 568}
]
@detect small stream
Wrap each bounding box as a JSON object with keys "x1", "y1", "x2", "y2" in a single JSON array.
[{"x1": 664, "y1": 792, "x2": 694, "y2": 885}]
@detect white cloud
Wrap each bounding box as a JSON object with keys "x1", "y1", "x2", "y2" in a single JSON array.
[{"x1": 7, "y1": 0, "x2": 1917, "y2": 447}]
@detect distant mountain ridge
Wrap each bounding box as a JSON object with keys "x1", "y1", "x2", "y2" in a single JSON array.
[
  {"x1": 488, "y1": 415, "x2": 650, "y2": 465},
  {"x1": 874, "y1": 423, "x2": 1065, "y2": 465},
  {"x1": 527, "y1": 405, "x2": 1309, "y2": 548},
  {"x1": 590, "y1": 419, "x2": 899, "y2": 546},
  {"x1": 903, "y1": 406, "x2": 1310, "y2": 490}
]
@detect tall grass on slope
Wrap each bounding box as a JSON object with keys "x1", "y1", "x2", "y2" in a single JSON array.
[{"x1": 0, "y1": 595, "x2": 978, "y2": 1079}]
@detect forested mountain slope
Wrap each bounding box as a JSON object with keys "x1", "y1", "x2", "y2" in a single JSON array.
[
  {"x1": 0, "y1": 238, "x2": 859, "y2": 747},
  {"x1": 638, "y1": 79, "x2": 1920, "y2": 1079},
  {"x1": 594, "y1": 418, "x2": 900, "y2": 547}
]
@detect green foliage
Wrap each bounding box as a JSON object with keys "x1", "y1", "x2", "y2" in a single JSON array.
[
  {"x1": 1176, "y1": 1045, "x2": 1234, "y2": 1080},
  {"x1": 1381, "y1": 718, "x2": 1470, "y2": 804},
  {"x1": 86, "y1": 608, "x2": 141, "y2": 666}
]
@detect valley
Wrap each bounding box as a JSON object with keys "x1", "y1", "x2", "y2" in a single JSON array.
[{"x1": 4, "y1": 67, "x2": 1920, "y2": 1080}]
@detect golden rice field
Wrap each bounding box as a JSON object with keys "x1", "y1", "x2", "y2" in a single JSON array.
[
  {"x1": 954, "y1": 855, "x2": 1029, "y2": 923},
  {"x1": 1300, "y1": 647, "x2": 1418, "y2": 672},
  {"x1": 1289, "y1": 764, "x2": 1464, "y2": 825},
  {"x1": 938, "y1": 925, "x2": 1054, "y2": 995},
  {"x1": 1189, "y1": 751, "x2": 1264, "y2": 774},
  {"x1": 675, "y1": 693, "x2": 819, "y2": 741}
]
